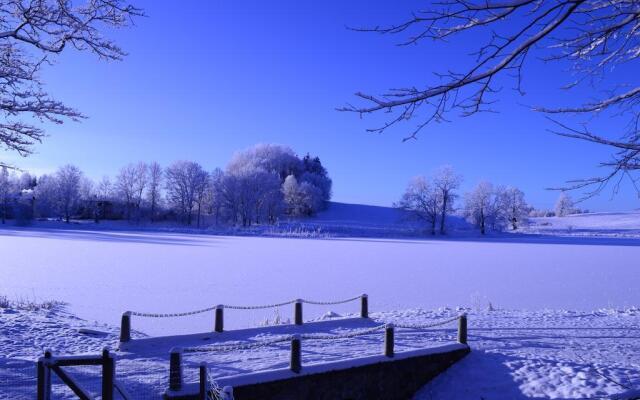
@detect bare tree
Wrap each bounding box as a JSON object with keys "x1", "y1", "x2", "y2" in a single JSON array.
[
  {"x1": 165, "y1": 161, "x2": 208, "y2": 225},
  {"x1": 396, "y1": 176, "x2": 440, "y2": 235},
  {"x1": 555, "y1": 192, "x2": 575, "y2": 217},
  {"x1": 55, "y1": 164, "x2": 82, "y2": 223},
  {"x1": 342, "y1": 0, "x2": 640, "y2": 198},
  {"x1": 433, "y1": 166, "x2": 462, "y2": 234},
  {"x1": 464, "y1": 181, "x2": 496, "y2": 235},
  {"x1": 0, "y1": 1, "x2": 142, "y2": 161},
  {"x1": 116, "y1": 162, "x2": 147, "y2": 221},
  {"x1": 147, "y1": 162, "x2": 163, "y2": 222},
  {"x1": 501, "y1": 186, "x2": 529, "y2": 230}
]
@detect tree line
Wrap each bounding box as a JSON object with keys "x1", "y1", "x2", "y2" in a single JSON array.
[
  {"x1": 397, "y1": 166, "x2": 584, "y2": 235},
  {"x1": 0, "y1": 144, "x2": 332, "y2": 227}
]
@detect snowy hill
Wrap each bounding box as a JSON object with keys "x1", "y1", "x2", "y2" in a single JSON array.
[{"x1": 523, "y1": 211, "x2": 640, "y2": 238}]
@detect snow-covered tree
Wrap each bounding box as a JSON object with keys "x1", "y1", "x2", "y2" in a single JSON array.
[
  {"x1": 0, "y1": 1, "x2": 142, "y2": 158},
  {"x1": 433, "y1": 165, "x2": 462, "y2": 234},
  {"x1": 227, "y1": 144, "x2": 302, "y2": 181},
  {"x1": 116, "y1": 162, "x2": 148, "y2": 221},
  {"x1": 165, "y1": 161, "x2": 208, "y2": 225},
  {"x1": 33, "y1": 174, "x2": 58, "y2": 219},
  {"x1": 555, "y1": 192, "x2": 575, "y2": 217},
  {"x1": 147, "y1": 162, "x2": 163, "y2": 222},
  {"x1": 227, "y1": 144, "x2": 331, "y2": 218},
  {"x1": 397, "y1": 176, "x2": 440, "y2": 235},
  {"x1": 55, "y1": 165, "x2": 83, "y2": 223},
  {"x1": 464, "y1": 181, "x2": 497, "y2": 235},
  {"x1": 500, "y1": 187, "x2": 528, "y2": 230},
  {"x1": 0, "y1": 167, "x2": 11, "y2": 224}
]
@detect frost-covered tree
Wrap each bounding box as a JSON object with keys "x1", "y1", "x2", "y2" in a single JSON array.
[
  {"x1": 165, "y1": 161, "x2": 208, "y2": 225},
  {"x1": 0, "y1": 167, "x2": 11, "y2": 223},
  {"x1": 227, "y1": 144, "x2": 302, "y2": 181},
  {"x1": 227, "y1": 144, "x2": 332, "y2": 218},
  {"x1": 55, "y1": 165, "x2": 82, "y2": 223},
  {"x1": 555, "y1": 192, "x2": 575, "y2": 217},
  {"x1": 464, "y1": 181, "x2": 498, "y2": 235},
  {"x1": 433, "y1": 165, "x2": 462, "y2": 234},
  {"x1": 147, "y1": 162, "x2": 163, "y2": 222},
  {"x1": 33, "y1": 174, "x2": 58, "y2": 218},
  {"x1": 0, "y1": 1, "x2": 142, "y2": 159},
  {"x1": 116, "y1": 162, "x2": 148, "y2": 221},
  {"x1": 208, "y1": 168, "x2": 225, "y2": 226},
  {"x1": 397, "y1": 176, "x2": 440, "y2": 235},
  {"x1": 97, "y1": 176, "x2": 113, "y2": 200},
  {"x1": 300, "y1": 153, "x2": 332, "y2": 206},
  {"x1": 501, "y1": 187, "x2": 528, "y2": 230}
]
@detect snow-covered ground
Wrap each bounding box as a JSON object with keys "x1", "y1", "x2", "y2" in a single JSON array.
[
  {"x1": 1, "y1": 209, "x2": 639, "y2": 399},
  {"x1": 2, "y1": 306, "x2": 639, "y2": 399},
  {"x1": 523, "y1": 212, "x2": 640, "y2": 238}
]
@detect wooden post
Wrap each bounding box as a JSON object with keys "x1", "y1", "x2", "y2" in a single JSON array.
[
  {"x1": 199, "y1": 362, "x2": 207, "y2": 400},
  {"x1": 119, "y1": 312, "x2": 131, "y2": 343},
  {"x1": 215, "y1": 305, "x2": 224, "y2": 333},
  {"x1": 384, "y1": 324, "x2": 394, "y2": 358},
  {"x1": 169, "y1": 348, "x2": 183, "y2": 391},
  {"x1": 458, "y1": 314, "x2": 468, "y2": 345},
  {"x1": 37, "y1": 350, "x2": 52, "y2": 400},
  {"x1": 102, "y1": 348, "x2": 114, "y2": 400},
  {"x1": 290, "y1": 334, "x2": 301, "y2": 373},
  {"x1": 360, "y1": 294, "x2": 368, "y2": 318},
  {"x1": 294, "y1": 300, "x2": 303, "y2": 325}
]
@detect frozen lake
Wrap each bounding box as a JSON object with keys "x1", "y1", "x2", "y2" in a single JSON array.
[{"x1": 1, "y1": 226, "x2": 638, "y2": 336}]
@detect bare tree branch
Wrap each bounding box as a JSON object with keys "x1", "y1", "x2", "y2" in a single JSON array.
[
  {"x1": 342, "y1": 0, "x2": 640, "y2": 198},
  {"x1": 0, "y1": 0, "x2": 143, "y2": 158}
]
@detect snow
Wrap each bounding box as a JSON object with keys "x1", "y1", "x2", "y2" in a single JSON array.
[
  {"x1": 1, "y1": 209, "x2": 640, "y2": 399},
  {"x1": 523, "y1": 212, "x2": 640, "y2": 238},
  {"x1": 2, "y1": 306, "x2": 639, "y2": 399}
]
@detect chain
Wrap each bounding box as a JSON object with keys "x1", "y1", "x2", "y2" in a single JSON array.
[
  {"x1": 128, "y1": 295, "x2": 363, "y2": 317},
  {"x1": 184, "y1": 336, "x2": 291, "y2": 353},
  {"x1": 381, "y1": 315, "x2": 462, "y2": 330},
  {"x1": 222, "y1": 300, "x2": 296, "y2": 310},
  {"x1": 129, "y1": 306, "x2": 217, "y2": 318},
  {"x1": 301, "y1": 295, "x2": 363, "y2": 305},
  {"x1": 300, "y1": 324, "x2": 387, "y2": 340}
]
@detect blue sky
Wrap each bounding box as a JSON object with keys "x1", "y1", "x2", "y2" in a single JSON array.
[{"x1": 5, "y1": 0, "x2": 638, "y2": 211}]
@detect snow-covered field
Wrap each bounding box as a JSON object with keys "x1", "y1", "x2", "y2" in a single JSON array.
[{"x1": 1, "y1": 210, "x2": 639, "y2": 399}]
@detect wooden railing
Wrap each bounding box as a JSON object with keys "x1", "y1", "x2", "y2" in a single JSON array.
[{"x1": 36, "y1": 348, "x2": 129, "y2": 400}]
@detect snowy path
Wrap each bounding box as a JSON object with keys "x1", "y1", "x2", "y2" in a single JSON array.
[{"x1": 1, "y1": 227, "x2": 639, "y2": 336}]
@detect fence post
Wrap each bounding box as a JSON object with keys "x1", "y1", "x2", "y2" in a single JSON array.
[
  {"x1": 102, "y1": 348, "x2": 114, "y2": 400},
  {"x1": 360, "y1": 294, "x2": 368, "y2": 318},
  {"x1": 290, "y1": 334, "x2": 301, "y2": 373},
  {"x1": 215, "y1": 305, "x2": 224, "y2": 333},
  {"x1": 294, "y1": 300, "x2": 303, "y2": 325},
  {"x1": 199, "y1": 362, "x2": 207, "y2": 400},
  {"x1": 37, "y1": 350, "x2": 52, "y2": 400},
  {"x1": 458, "y1": 314, "x2": 468, "y2": 345},
  {"x1": 119, "y1": 312, "x2": 131, "y2": 343},
  {"x1": 384, "y1": 324, "x2": 394, "y2": 358},
  {"x1": 169, "y1": 348, "x2": 183, "y2": 391}
]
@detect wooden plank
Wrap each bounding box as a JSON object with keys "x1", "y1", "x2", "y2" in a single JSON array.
[{"x1": 51, "y1": 366, "x2": 94, "y2": 400}]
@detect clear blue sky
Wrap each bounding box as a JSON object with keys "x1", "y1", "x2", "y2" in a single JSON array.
[{"x1": 5, "y1": 0, "x2": 638, "y2": 211}]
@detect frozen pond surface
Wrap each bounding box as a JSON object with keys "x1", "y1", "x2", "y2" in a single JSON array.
[{"x1": 1, "y1": 226, "x2": 638, "y2": 336}]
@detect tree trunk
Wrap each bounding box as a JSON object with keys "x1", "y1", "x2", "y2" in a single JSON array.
[
  {"x1": 440, "y1": 193, "x2": 448, "y2": 234},
  {"x1": 480, "y1": 209, "x2": 485, "y2": 235}
]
